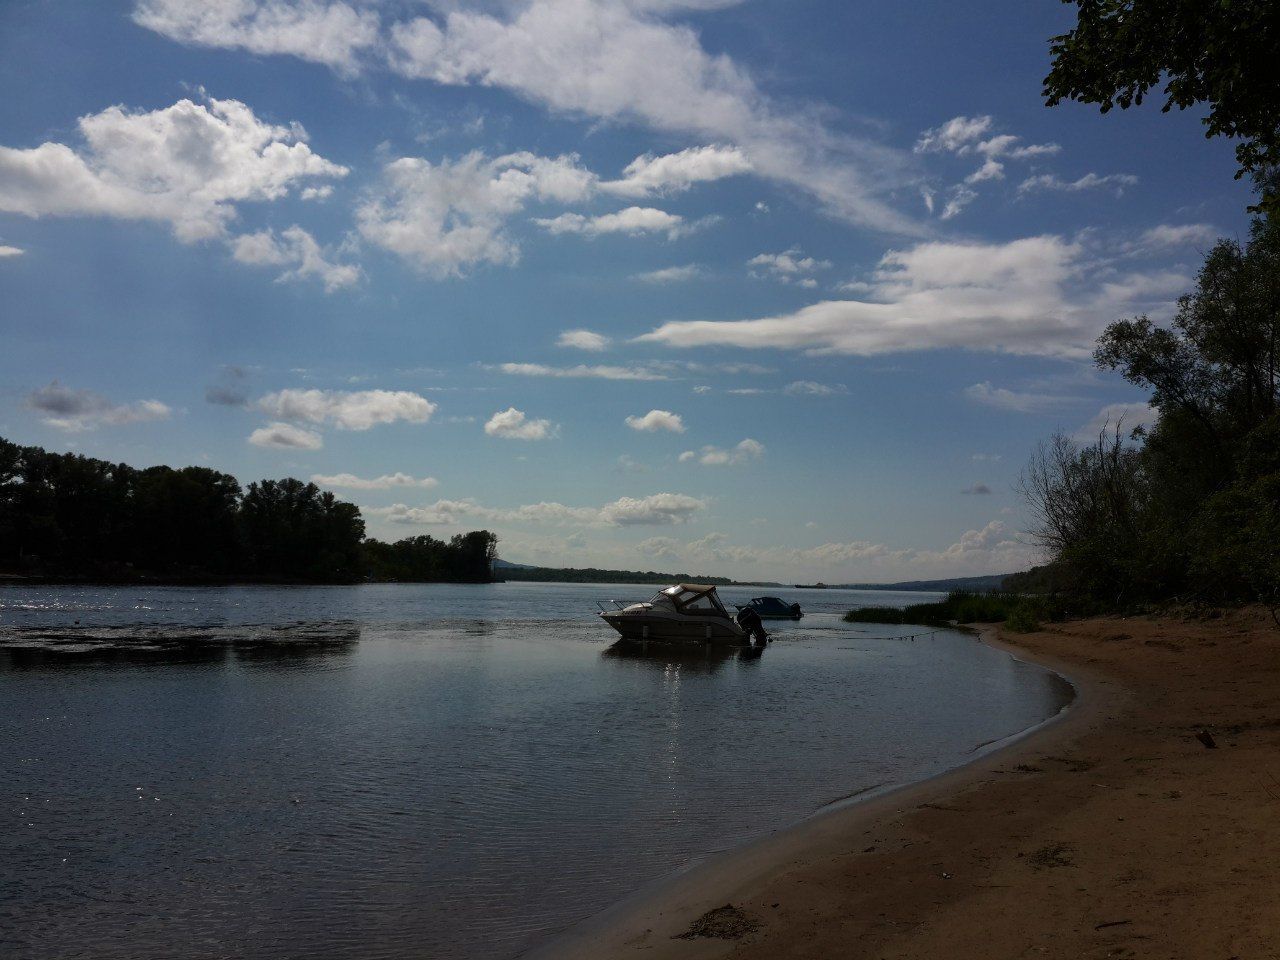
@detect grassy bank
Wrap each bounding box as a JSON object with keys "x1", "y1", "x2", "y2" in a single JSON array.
[{"x1": 843, "y1": 590, "x2": 1065, "y2": 632}]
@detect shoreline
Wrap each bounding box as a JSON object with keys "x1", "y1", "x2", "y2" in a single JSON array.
[
  {"x1": 529, "y1": 607, "x2": 1280, "y2": 959},
  {"x1": 524, "y1": 624, "x2": 1106, "y2": 960}
]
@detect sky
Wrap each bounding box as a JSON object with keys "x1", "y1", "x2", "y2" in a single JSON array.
[{"x1": 0, "y1": 0, "x2": 1255, "y2": 583}]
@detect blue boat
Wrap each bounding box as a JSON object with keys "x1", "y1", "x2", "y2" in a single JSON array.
[{"x1": 735, "y1": 596, "x2": 803, "y2": 620}]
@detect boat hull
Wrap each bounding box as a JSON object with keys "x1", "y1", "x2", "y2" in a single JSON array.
[{"x1": 599, "y1": 612, "x2": 746, "y2": 643}]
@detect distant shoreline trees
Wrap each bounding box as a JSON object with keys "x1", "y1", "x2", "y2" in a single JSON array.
[{"x1": 0, "y1": 438, "x2": 497, "y2": 585}]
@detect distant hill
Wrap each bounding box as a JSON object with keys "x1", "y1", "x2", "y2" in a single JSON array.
[
  {"x1": 493, "y1": 560, "x2": 762, "y2": 586},
  {"x1": 832, "y1": 573, "x2": 1020, "y2": 593},
  {"x1": 495, "y1": 560, "x2": 1016, "y2": 591}
]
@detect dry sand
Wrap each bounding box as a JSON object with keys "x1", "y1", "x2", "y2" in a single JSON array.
[{"x1": 535, "y1": 607, "x2": 1280, "y2": 960}]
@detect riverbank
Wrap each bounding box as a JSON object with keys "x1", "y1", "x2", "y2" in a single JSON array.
[{"x1": 536, "y1": 606, "x2": 1280, "y2": 959}]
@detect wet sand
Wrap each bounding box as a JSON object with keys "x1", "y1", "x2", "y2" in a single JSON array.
[{"x1": 537, "y1": 607, "x2": 1280, "y2": 960}]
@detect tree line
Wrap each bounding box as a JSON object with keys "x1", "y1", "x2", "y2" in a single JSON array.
[
  {"x1": 1012, "y1": 3, "x2": 1279, "y2": 613},
  {"x1": 0, "y1": 438, "x2": 497, "y2": 584}
]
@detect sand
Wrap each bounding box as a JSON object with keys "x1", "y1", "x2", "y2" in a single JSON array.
[{"x1": 533, "y1": 607, "x2": 1280, "y2": 960}]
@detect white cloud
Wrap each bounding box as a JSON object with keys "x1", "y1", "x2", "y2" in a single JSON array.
[
  {"x1": 601, "y1": 144, "x2": 751, "y2": 197},
  {"x1": 914, "y1": 116, "x2": 995, "y2": 154},
  {"x1": 300, "y1": 185, "x2": 333, "y2": 201},
  {"x1": 1129, "y1": 223, "x2": 1218, "y2": 253},
  {"x1": 625, "y1": 409, "x2": 685, "y2": 432},
  {"x1": 1074, "y1": 401, "x2": 1157, "y2": 442},
  {"x1": 916, "y1": 115, "x2": 1059, "y2": 187},
  {"x1": 632, "y1": 264, "x2": 702, "y2": 283},
  {"x1": 256, "y1": 388, "x2": 437, "y2": 429},
  {"x1": 0, "y1": 244, "x2": 23, "y2": 257},
  {"x1": 497, "y1": 362, "x2": 668, "y2": 381},
  {"x1": 557, "y1": 329, "x2": 610, "y2": 351},
  {"x1": 27, "y1": 381, "x2": 172, "y2": 432},
  {"x1": 0, "y1": 95, "x2": 346, "y2": 241},
  {"x1": 963, "y1": 382, "x2": 1072, "y2": 414},
  {"x1": 311, "y1": 472, "x2": 438, "y2": 490},
  {"x1": 535, "y1": 206, "x2": 697, "y2": 239},
  {"x1": 783, "y1": 380, "x2": 846, "y2": 396},
  {"x1": 248, "y1": 421, "x2": 323, "y2": 449},
  {"x1": 633, "y1": 518, "x2": 1039, "y2": 577},
  {"x1": 231, "y1": 225, "x2": 360, "y2": 291},
  {"x1": 369, "y1": 491, "x2": 706, "y2": 527},
  {"x1": 639, "y1": 233, "x2": 1188, "y2": 359},
  {"x1": 748, "y1": 247, "x2": 831, "y2": 283},
  {"x1": 599, "y1": 492, "x2": 706, "y2": 525},
  {"x1": 484, "y1": 406, "x2": 556, "y2": 440},
  {"x1": 679, "y1": 437, "x2": 763, "y2": 465},
  {"x1": 939, "y1": 185, "x2": 977, "y2": 220},
  {"x1": 133, "y1": 0, "x2": 381, "y2": 73},
  {"x1": 356, "y1": 150, "x2": 595, "y2": 277},
  {"x1": 138, "y1": 0, "x2": 917, "y2": 233},
  {"x1": 1018, "y1": 172, "x2": 1138, "y2": 196}
]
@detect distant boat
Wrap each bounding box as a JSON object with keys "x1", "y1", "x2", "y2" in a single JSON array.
[{"x1": 793, "y1": 582, "x2": 828, "y2": 589}]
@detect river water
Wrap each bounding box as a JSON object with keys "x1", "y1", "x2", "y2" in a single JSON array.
[{"x1": 0, "y1": 582, "x2": 1069, "y2": 960}]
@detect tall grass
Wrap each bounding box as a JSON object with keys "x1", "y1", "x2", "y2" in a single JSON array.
[{"x1": 843, "y1": 590, "x2": 1062, "y2": 632}]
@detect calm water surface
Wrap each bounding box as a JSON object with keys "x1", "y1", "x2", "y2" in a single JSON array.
[{"x1": 0, "y1": 582, "x2": 1070, "y2": 960}]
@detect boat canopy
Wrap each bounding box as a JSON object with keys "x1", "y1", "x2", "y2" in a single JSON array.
[{"x1": 654, "y1": 583, "x2": 733, "y2": 617}]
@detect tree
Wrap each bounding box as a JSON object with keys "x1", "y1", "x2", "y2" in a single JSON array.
[{"x1": 1044, "y1": 0, "x2": 1280, "y2": 211}]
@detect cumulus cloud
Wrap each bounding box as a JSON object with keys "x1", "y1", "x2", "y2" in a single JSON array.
[
  {"x1": 233, "y1": 228, "x2": 354, "y2": 292},
  {"x1": 1018, "y1": 172, "x2": 1138, "y2": 196},
  {"x1": 1128, "y1": 223, "x2": 1218, "y2": 253},
  {"x1": 312, "y1": 471, "x2": 438, "y2": 490},
  {"x1": 484, "y1": 406, "x2": 556, "y2": 440},
  {"x1": 639, "y1": 233, "x2": 1189, "y2": 359},
  {"x1": 1074, "y1": 401, "x2": 1158, "y2": 443},
  {"x1": 635, "y1": 518, "x2": 1040, "y2": 577},
  {"x1": 915, "y1": 115, "x2": 1059, "y2": 183},
  {"x1": 632, "y1": 264, "x2": 702, "y2": 283},
  {"x1": 625, "y1": 409, "x2": 685, "y2": 432},
  {"x1": 369, "y1": 491, "x2": 706, "y2": 527},
  {"x1": 231, "y1": 225, "x2": 360, "y2": 291},
  {"x1": 600, "y1": 144, "x2": 751, "y2": 197},
  {"x1": 557, "y1": 329, "x2": 609, "y2": 351},
  {"x1": 963, "y1": 382, "x2": 1073, "y2": 414},
  {"x1": 783, "y1": 380, "x2": 847, "y2": 396},
  {"x1": 0, "y1": 244, "x2": 23, "y2": 257},
  {"x1": 27, "y1": 381, "x2": 172, "y2": 432},
  {"x1": 138, "y1": 0, "x2": 918, "y2": 233},
  {"x1": 356, "y1": 150, "x2": 595, "y2": 277},
  {"x1": 0, "y1": 94, "x2": 346, "y2": 242},
  {"x1": 496, "y1": 362, "x2": 668, "y2": 381},
  {"x1": 748, "y1": 248, "x2": 831, "y2": 284},
  {"x1": 256, "y1": 388, "x2": 437, "y2": 429},
  {"x1": 248, "y1": 421, "x2": 323, "y2": 449},
  {"x1": 535, "y1": 206, "x2": 697, "y2": 239},
  {"x1": 679, "y1": 437, "x2": 763, "y2": 465},
  {"x1": 133, "y1": 0, "x2": 381, "y2": 73}
]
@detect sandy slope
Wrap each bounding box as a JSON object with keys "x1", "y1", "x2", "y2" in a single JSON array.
[{"x1": 535, "y1": 607, "x2": 1280, "y2": 960}]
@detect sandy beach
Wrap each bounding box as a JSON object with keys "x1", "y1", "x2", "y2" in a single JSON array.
[{"x1": 536, "y1": 607, "x2": 1280, "y2": 960}]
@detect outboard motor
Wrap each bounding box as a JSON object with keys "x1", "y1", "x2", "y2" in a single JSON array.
[{"x1": 735, "y1": 607, "x2": 768, "y2": 646}]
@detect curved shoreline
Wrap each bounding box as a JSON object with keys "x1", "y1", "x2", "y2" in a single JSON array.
[{"x1": 525, "y1": 625, "x2": 1111, "y2": 959}]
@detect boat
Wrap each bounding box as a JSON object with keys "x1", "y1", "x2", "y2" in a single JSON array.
[
  {"x1": 794, "y1": 582, "x2": 828, "y2": 589},
  {"x1": 597, "y1": 583, "x2": 748, "y2": 643},
  {"x1": 735, "y1": 596, "x2": 803, "y2": 620}
]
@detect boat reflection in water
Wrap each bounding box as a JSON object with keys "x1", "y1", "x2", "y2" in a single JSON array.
[{"x1": 601, "y1": 636, "x2": 762, "y2": 673}]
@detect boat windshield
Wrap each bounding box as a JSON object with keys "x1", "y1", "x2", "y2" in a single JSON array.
[{"x1": 656, "y1": 584, "x2": 731, "y2": 617}]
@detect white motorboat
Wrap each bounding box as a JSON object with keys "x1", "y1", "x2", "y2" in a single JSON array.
[{"x1": 597, "y1": 583, "x2": 749, "y2": 643}]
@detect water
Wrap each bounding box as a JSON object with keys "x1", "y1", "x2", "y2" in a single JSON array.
[{"x1": 0, "y1": 582, "x2": 1071, "y2": 960}]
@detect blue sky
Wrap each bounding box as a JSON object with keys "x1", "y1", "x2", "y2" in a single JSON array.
[{"x1": 0, "y1": 0, "x2": 1253, "y2": 581}]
